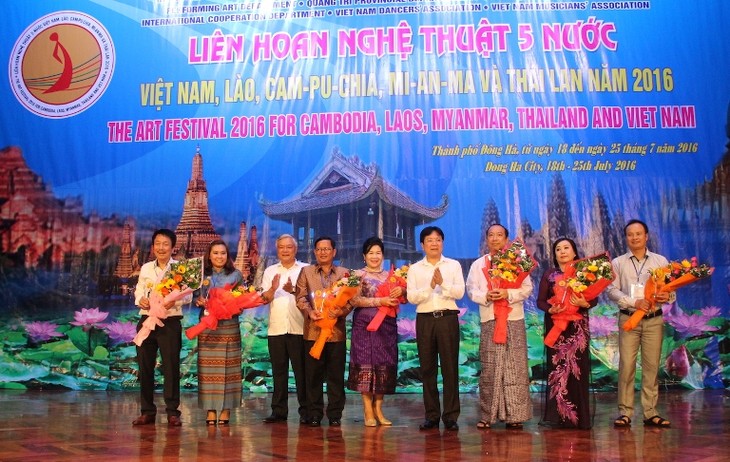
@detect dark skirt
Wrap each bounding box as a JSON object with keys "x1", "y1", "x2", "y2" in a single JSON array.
[{"x1": 542, "y1": 314, "x2": 593, "y2": 429}]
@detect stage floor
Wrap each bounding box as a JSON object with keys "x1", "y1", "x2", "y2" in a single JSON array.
[{"x1": 0, "y1": 389, "x2": 727, "y2": 461}]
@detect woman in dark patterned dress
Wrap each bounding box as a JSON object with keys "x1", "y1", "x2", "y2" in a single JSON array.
[
  {"x1": 347, "y1": 237, "x2": 404, "y2": 427},
  {"x1": 536, "y1": 237, "x2": 596, "y2": 429}
]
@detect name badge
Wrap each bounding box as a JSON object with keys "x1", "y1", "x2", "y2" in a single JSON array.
[{"x1": 630, "y1": 283, "x2": 645, "y2": 299}]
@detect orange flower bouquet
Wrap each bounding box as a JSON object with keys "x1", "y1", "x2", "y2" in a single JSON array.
[
  {"x1": 309, "y1": 272, "x2": 361, "y2": 359},
  {"x1": 482, "y1": 240, "x2": 537, "y2": 344},
  {"x1": 186, "y1": 281, "x2": 266, "y2": 339},
  {"x1": 367, "y1": 264, "x2": 408, "y2": 332},
  {"x1": 622, "y1": 257, "x2": 713, "y2": 332},
  {"x1": 544, "y1": 253, "x2": 614, "y2": 347},
  {"x1": 134, "y1": 257, "x2": 203, "y2": 346}
]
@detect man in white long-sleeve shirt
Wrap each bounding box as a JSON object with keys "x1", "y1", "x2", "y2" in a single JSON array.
[
  {"x1": 407, "y1": 226, "x2": 465, "y2": 432},
  {"x1": 466, "y1": 224, "x2": 533, "y2": 430},
  {"x1": 132, "y1": 229, "x2": 191, "y2": 427}
]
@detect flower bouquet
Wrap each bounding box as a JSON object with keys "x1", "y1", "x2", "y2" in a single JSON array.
[
  {"x1": 367, "y1": 264, "x2": 409, "y2": 332},
  {"x1": 544, "y1": 252, "x2": 614, "y2": 347},
  {"x1": 309, "y1": 271, "x2": 361, "y2": 359},
  {"x1": 622, "y1": 257, "x2": 714, "y2": 332},
  {"x1": 482, "y1": 240, "x2": 537, "y2": 344},
  {"x1": 185, "y1": 281, "x2": 267, "y2": 339},
  {"x1": 133, "y1": 257, "x2": 203, "y2": 346}
]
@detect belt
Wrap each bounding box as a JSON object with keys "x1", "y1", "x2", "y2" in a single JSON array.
[
  {"x1": 418, "y1": 309, "x2": 458, "y2": 318},
  {"x1": 620, "y1": 309, "x2": 663, "y2": 319}
]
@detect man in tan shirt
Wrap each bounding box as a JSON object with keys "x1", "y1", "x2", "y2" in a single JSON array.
[{"x1": 295, "y1": 236, "x2": 353, "y2": 427}]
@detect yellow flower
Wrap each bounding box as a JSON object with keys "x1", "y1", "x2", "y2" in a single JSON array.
[
  {"x1": 681, "y1": 259, "x2": 691, "y2": 268},
  {"x1": 587, "y1": 264, "x2": 598, "y2": 272},
  {"x1": 177, "y1": 265, "x2": 187, "y2": 273}
]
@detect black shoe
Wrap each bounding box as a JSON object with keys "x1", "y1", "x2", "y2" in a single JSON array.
[
  {"x1": 132, "y1": 414, "x2": 156, "y2": 426},
  {"x1": 419, "y1": 419, "x2": 439, "y2": 430},
  {"x1": 329, "y1": 419, "x2": 341, "y2": 427},
  {"x1": 299, "y1": 416, "x2": 310, "y2": 424},
  {"x1": 263, "y1": 414, "x2": 287, "y2": 423},
  {"x1": 444, "y1": 420, "x2": 459, "y2": 431},
  {"x1": 308, "y1": 419, "x2": 322, "y2": 427}
]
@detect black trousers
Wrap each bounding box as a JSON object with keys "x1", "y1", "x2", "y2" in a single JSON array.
[
  {"x1": 268, "y1": 334, "x2": 308, "y2": 418},
  {"x1": 136, "y1": 316, "x2": 182, "y2": 417},
  {"x1": 416, "y1": 312, "x2": 461, "y2": 422},
  {"x1": 303, "y1": 340, "x2": 346, "y2": 421}
]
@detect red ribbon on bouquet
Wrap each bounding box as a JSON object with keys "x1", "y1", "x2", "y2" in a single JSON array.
[
  {"x1": 545, "y1": 253, "x2": 614, "y2": 346},
  {"x1": 544, "y1": 273, "x2": 583, "y2": 347},
  {"x1": 366, "y1": 266, "x2": 407, "y2": 332},
  {"x1": 482, "y1": 240, "x2": 537, "y2": 344},
  {"x1": 185, "y1": 284, "x2": 265, "y2": 339}
]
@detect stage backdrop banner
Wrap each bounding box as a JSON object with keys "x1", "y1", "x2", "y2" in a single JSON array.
[{"x1": 1, "y1": 1, "x2": 728, "y2": 392}]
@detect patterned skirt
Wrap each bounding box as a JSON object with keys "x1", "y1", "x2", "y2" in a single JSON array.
[
  {"x1": 347, "y1": 307, "x2": 398, "y2": 394},
  {"x1": 479, "y1": 319, "x2": 533, "y2": 423},
  {"x1": 197, "y1": 318, "x2": 242, "y2": 410},
  {"x1": 542, "y1": 316, "x2": 592, "y2": 428}
]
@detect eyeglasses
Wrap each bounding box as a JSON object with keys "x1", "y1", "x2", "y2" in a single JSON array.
[{"x1": 315, "y1": 247, "x2": 333, "y2": 253}]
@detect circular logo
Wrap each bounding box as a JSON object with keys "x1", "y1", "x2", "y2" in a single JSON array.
[{"x1": 8, "y1": 11, "x2": 115, "y2": 118}]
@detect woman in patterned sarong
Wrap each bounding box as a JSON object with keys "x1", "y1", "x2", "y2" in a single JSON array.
[
  {"x1": 347, "y1": 237, "x2": 403, "y2": 426},
  {"x1": 536, "y1": 237, "x2": 595, "y2": 429},
  {"x1": 194, "y1": 240, "x2": 244, "y2": 426}
]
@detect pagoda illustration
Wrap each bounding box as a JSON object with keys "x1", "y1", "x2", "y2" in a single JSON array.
[
  {"x1": 111, "y1": 218, "x2": 139, "y2": 295},
  {"x1": 113, "y1": 219, "x2": 136, "y2": 278},
  {"x1": 233, "y1": 221, "x2": 260, "y2": 283},
  {"x1": 259, "y1": 147, "x2": 448, "y2": 267},
  {"x1": 0, "y1": 145, "x2": 126, "y2": 270},
  {"x1": 173, "y1": 146, "x2": 220, "y2": 258}
]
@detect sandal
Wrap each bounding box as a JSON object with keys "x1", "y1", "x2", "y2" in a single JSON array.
[
  {"x1": 206, "y1": 410, "x2": 217, "y2": 426},
  {"x1": 643, "y1": 415, "x2": 671, "y2": 428},
  {"x1": 206, "y1": 419, "x2": 217, "y2": 426},
  {"x1": 614, "y1": 415, "x2": 631, "y2": 427},
  {"x1": 506, "y1": 423, "x2": 523, "y2": 430},
  {"x1": 218, "y1": 409, "x2": 230, "y2": 425},
  {"x1": 476, "y1": 420, "x2": 490, "y2": 429}
]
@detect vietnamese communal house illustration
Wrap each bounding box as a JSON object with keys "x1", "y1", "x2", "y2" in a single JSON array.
[{"x1": 259, "y1": 147, "x2": 448, "y2": 268}]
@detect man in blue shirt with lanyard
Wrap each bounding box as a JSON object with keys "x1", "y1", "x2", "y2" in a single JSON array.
[{"x1": 606, "y1": 219, "x2": 674, "y2": 429}]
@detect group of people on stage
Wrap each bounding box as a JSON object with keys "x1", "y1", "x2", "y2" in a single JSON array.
[{"x1": 131, "y1": 218, "x2": 675, "y2": 432}]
